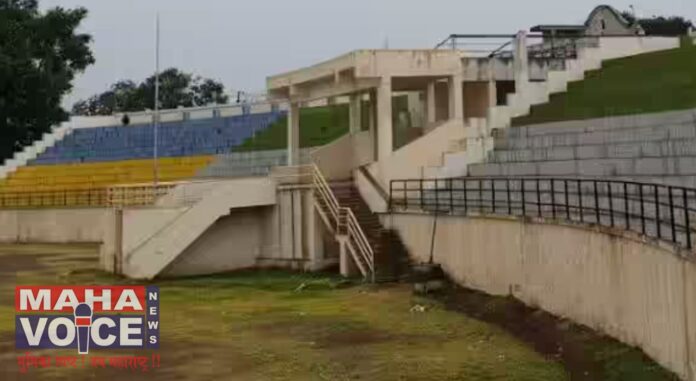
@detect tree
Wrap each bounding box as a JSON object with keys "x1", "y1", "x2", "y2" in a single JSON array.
[
  {"x1": 621, "y1": 11, "x2": 694, "y2": 36},
  {"x1": 72, "y1": 69, "x2": 230, "y2": 116},
  {"x1": 191, "y1": 77, "x2": 228, "y2": 106},
  {"x1": 0, "y1": 0, "x2": 94, "y2": 162}
]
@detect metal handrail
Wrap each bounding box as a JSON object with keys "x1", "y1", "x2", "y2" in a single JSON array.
[
  {"x1": 106, "y1": 182, "x2": 180, "y2": 207},
  {"x1": 0, "y1": 181, "x2": 188, "y2": 209},
  {"x1": 312, "y1": 164, "x2": 341, "y2": 227},
  {"x1": 0, "y1": 188, "x2": 108, "y2": 209},
  {"x1": 344, "y1": 208, "x2": 375, "y2": 278},
  {"x1": 390, "y1": 177, "x2": 696, "y2": 252},
  {"x1": 433, "y1": 33, "x2": 602, "y2": 61},
  {"x1": 311, "y1": 165, "x2": 375, "y2": 281}
]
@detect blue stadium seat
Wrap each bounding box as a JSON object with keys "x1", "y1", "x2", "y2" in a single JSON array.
[{"x1": 29, "y1": 111, "x2": 284, "y2": 165}]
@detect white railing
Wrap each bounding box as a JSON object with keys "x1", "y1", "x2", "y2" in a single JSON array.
[
  {"x1": 312, "y1": 164, "x2": 341, "y2": 228},
  {"x1": 342, "y1": 208, "x2": 375, "y2": 281},
  {"x1": 312, "y1": 164, "x2": 375, "y2": 281}
]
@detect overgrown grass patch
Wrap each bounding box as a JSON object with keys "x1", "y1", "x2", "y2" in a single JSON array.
[
  {"x1": 513, "y1": 45, "x2": 696, "y2": 126},
  {"x1": 236, "y1": 105, "x2": 349, "y2": 152}
]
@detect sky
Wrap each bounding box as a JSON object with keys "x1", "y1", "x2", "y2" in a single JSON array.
[{"x1": 40, "y1": 0, "x2": 695, "y2": 108}]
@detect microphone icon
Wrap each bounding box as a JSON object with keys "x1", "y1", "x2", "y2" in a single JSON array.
[{"x1": 73, "y1": 303, "x2": 93, "y2": 355}]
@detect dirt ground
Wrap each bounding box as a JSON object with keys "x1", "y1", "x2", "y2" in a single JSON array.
[{"x1": 439, "y1": 286, "x2": 679, "y2": 381}]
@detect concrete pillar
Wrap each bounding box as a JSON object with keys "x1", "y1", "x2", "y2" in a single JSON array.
[
  {"x1": 449, "y1": 74, "x2": 464, "y2": 120},
  {"x1": 287, "y1": 102, "x2": 300, "y2": 165},
  {"x1": 279, "y1": 191, "x2": 294, "y2": 259},
  {"x1": 339, "y1": 236, "x2": 349, "y2": 276},
  {"x1": 305, "y1": 189, "x2": 324, "y2": 270},
  {"x1": 376, "y1": 77, "x2": 393, "y2": 161},
  {"x1": 368, "y1": 90, "x2": 378, "y2": 161},
  {"x1": 368, "y1": 90, "x2": 376, "y2": 134},
  {"x1": 487, "y1": 59, "x2": 498, "y2": 124},
  {"x1": 513, "y1": 30, "x2": 529, "y2": 90},
  {"x1": 426, "y1": 81, "x2": 437, "y2": 124},
  {"x1": 349, "y1": 94, "x2": 362, "y2": 134},
  {"x1": 292, "y1": 189, "x2": 304, "y2": 266},
  {"x1": 338, "y1": 236, "x2": 359, "y2": 277}
]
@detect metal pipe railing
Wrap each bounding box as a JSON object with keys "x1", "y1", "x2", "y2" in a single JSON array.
[
  {"x1": 312, "y1": 165, "x2": 375, "y2": 281},
  {"x1": 390, "y1": 177, "x2": 696, "y2": 252}
]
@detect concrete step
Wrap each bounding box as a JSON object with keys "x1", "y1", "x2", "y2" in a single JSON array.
[
  {"x1": 496, "y1": 122, "x2": 696, "y2": 150},
  {"x1": 510, "y1": 108, "x2": 696, "y2": 138},
  {"x1": 330, "y1": 183, "x2": 413, "y2": 280},
  {"x1": 489, "y1": 139, "x2": 696, "y2": 163},
  {"x1": 469, "y1": 157, "x2": 696, "y2": 178}
]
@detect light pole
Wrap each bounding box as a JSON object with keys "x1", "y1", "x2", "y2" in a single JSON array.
[{"x1": 153, "y1": 13, "x2": 161, "y2": 187}]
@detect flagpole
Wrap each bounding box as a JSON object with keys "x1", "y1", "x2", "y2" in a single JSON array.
[{"x1": 153, "y1": 13, "x2": 160, "y2": 187}]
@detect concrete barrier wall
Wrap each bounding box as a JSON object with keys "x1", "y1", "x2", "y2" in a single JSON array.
[
  {"x1": 312, "y1": 134, "x2": 354, "y2": 180},
  {"x1": 0, "y1": 208, "x2": 117, "y2": 271},
  {"x1": 594, "y1": 36, "x2": 680, "y2": 61},
  {"x1": 384, "y1": 213, "x2": 696, "y2": 380},
  {"x1": 371, "y1": 119, "x2": 467, "y2": 188},
  {"x1": 311, "y1": 131, "x2": 374, "y2": 181},
  {"x1": 0, "y1": 208, "x2": 114, "y2": 243}
]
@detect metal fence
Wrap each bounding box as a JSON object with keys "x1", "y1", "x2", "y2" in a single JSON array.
[
  {"x1": 106, "y1": 182, "x2": 180, "y2": 207},
  {"x1": 434, "y1": 33, "x2": 602, "y2": 61},
  {"x1": 390, "y1": 177, "x2": 696, "y2": 251},
  {"x1": 0, "y1": 188, "x2": 109, "y2": 209},
  {"x1": 0, "y1": 182, "x2": 180, "y2": 209}
]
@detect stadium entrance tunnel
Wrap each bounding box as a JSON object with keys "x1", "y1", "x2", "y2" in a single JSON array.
[{"x1": 385, "y1": 176, "x2": 696, "y2": 381}]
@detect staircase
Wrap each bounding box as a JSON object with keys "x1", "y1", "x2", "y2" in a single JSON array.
[
  {"x1": 0, "y1": 123, "x2": 74, "y2": 179},
  {"x1": 330, "y1": 181, "x2": 411, "y2": 281},
  {"x1": 426, "y1": 38, "x2": 679, "y2": 180},
  {"x1": 467, "y1": 109, "x2": 696, "y2": 187},
  {"x1": 123, "y1": 177, "x2": 277, "y2": 279}
]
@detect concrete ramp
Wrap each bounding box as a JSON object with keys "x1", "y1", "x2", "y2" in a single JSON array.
[{"x1": 123, "y1": 177, "x2": 276, "y2": 279}]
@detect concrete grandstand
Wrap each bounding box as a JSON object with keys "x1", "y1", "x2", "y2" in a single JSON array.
[{"x1": 2, "y1": 4, "x2": 696, "y2": 380}]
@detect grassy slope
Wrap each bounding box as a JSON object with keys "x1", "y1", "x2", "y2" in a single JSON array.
[
  {"x1": 236, "y1": 105, "x2": 349, "y2": 152},
  {"x1": 512, "y1": 44, "x2": 696, "y2": 126},
  {"x1": 0, "y1": 244, "x2": 565, "y2": 381}
]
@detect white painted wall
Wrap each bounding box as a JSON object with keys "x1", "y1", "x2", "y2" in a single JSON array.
[
  {"x1": 0, "y1": 208, "x2": 114, "y2": 243},
  {"x1": 310, "y1": 130, "x2": 374, "y2": 181},
  {"x1": 0, "y1": 208, "x2": 118, "y2": 271},
  {"x1": 121, "y1": 207, "x2": 187, "y2": 254},
  {"x1": 120, "y1": 176, "x2": 331, "y2": 279},
  {"x1": 123, "y1": 177, "x2": 278, "y2": 279},
  {"x1": 353, "y1": 167, "x2": 388, "y2": 213},
  {"x1": 162, "y1": 206, "x2": 273, "y2": 276},
  {"x1": 385, "y1": 213, "x2": 696, "y2": 381},
  {"x1": 369, "y1": 119, "x2": 466, "y2": 188},
  {"x1": 593, "y1": 37, "x2": 680, "y2": 61}
]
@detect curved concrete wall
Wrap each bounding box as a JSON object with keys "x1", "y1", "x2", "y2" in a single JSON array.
[{"x1": 384, "y1": 213, "x2": 696, "y2": 380}]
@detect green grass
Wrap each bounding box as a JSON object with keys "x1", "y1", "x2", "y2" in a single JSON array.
[
  {"x1": 0, "y1": 244, "x2": 566, "y2": 381},
  {"x1": 442, "y1": 289, "x2": 678, "y2": 381},
  {"x1": 0, "y1": 244, "x2": 678, "y2": 380},
  {"x1": 512, "y1": 44, "x2": 696, "y2": 126},
  {"x1": 236, "y1": 105, "x2": 349, "y2": 152}
]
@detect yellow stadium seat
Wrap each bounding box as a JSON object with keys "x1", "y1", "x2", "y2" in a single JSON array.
[{"x1": 0, "y1": 155, "x2": 216, "y2": 207}]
